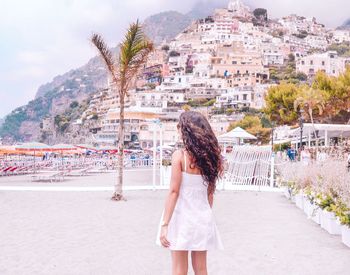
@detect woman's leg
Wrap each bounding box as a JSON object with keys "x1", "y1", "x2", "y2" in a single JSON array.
[
  {"x1": 171, "y1": 250, "x2": 189, "y2": 275},
  {"x1": 191, "y1": 251, "x2": 208, "y2": 275}
]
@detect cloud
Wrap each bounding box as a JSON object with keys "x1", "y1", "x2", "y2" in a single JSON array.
[
  {"x1": 245, "y1": 0, "x2": 350, "y2": 27},
  {"x1": 17, "y1": 51, "x2": 47, "y2": 64}
]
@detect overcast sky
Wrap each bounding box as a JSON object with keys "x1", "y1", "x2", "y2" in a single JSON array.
[{"x1": 0, "y1": 0, "x2": 349, "y2": 118}]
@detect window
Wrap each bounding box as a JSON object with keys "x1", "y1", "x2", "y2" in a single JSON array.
[
  {"x1": 322, "y1": 61, "x2": 325, "y2": 66},
  {"x1": 232, "y1": 61, "x2": 237, "y2": 64},
  {"x1": 301, "y1": 61, "x2": 305, "y2": 65},
  {"x1": 310, "y1": 60, "x2": 313, "y2": 65},
  {"x1": 243, "y1": 94, "x2": 247, "y2": 100}
]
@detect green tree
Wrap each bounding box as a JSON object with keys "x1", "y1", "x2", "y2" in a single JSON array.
[
  {"x1": 294, "y1": 87, "x2": 326, "y2": 148},
  {"x1": 264, "y1": 83, "x2": 299, "y2": 125},
  {"x1": 327, "y1": 42, "x2": 350, "y2": 57},
  {"x1": 70, "y1": 101, "x2": 79, "y2": 109},
  {"x1": 227, "y1": 115, "x2": 271, "y2": 144},
  {"x1": 312, "y1": 69, "x2": 350, "y2": 119},
  {"x1": 91, "y1": 21, "x2": 153, "y2": 201},
  {"x1": 182, "y1": 104, "x2": 191, "y2": 111}
]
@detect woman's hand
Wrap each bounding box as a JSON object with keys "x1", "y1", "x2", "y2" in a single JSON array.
[{"x1": 160, "y1": 226, "x2": 170, "y2": 248}]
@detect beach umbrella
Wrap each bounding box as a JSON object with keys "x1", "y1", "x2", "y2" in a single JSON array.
[
  {"x1": 15, "y1": 142, "x2": 51, "y2": 151},
  {"x1": 15, "y1": 142, "x2": 51, "y2": 173},
  {"x1": 97, "y1": 145, "x2": 118, "y2": 151},
  {"x1": 51, "y1": 144, "x2": 79, "y2": 167},
  {"x1": 0, "y1": 146, "x2": 17, "y2": 155},
  {"x1": 219, "y1": 127, "x2": 257, "y2": 147},
  {"x1": 51, "y1": 144, "x2": 77, "y2": 151},
  {"x1": 219, "y1": 127, "x2": 257, "y2": 140}
]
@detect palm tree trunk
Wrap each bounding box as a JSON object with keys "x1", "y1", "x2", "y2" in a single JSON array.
[
  {"x1": 309, "y1": 108, "x2": 319, "y2": 150},
  {"x1": 112, "y1": 90, "x2": 126, "y2": 201}
]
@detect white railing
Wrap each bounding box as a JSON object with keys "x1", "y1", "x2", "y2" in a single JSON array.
[{"x1": 221, "y1": 146, "x2": 274, "y2": 189}]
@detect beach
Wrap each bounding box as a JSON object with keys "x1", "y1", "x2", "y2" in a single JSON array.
[{"x1": 0, "y1": 172, "x2": 349, "y2": 275}]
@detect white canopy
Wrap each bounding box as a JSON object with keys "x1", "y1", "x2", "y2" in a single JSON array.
[
  {"x1": 291, "y1": 123, "x2": 350, "y2": 138},
  {"x1": 219, "y1": 127, "x2": 257, "y2": 142}
]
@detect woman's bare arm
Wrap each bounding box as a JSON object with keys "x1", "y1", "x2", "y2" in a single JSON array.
[{"x1": 161, "y1": 150, "x2": 183, "y2": 225}]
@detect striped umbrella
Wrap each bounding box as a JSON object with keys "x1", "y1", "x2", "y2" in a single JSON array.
[
  {"x1": 15, "y1": 142, "x2": 51, "y2": 151},
  {"x1": 51, "y1": 144, "x2": 77, "y2": 151},
  {"x1": 15, "y1": 142, "x2": 51, "y2": 173}
]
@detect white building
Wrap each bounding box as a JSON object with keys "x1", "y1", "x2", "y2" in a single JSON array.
[
  {"x1": 304, "y1": 35, "x2": 328, "y2": 50},
  {"x1": 227, "y1": 0, "x2": 251, "y2": 18},
  {"x1": 296, "y1": 51, "x2": 349, "y2": 77},
  {"x1": 332, "y1": 30, "x2": 350, "y2": 43},
  {"x1": 262, "y1": 48, "x2": 284, "y2": 66},
  {"x1": 215, "y1": 87, "x2": 254, "y2": 109},
  {"x1": 251, "y1": 84, "x2": 272, "y2": 109}
]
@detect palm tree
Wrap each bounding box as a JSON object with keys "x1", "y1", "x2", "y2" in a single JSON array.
[
  {"x1": 91, "y1": 21, "x2": 154, "y2": 201},
  {"x1": 294, "y1": 87, "x2": 326, "y2": 149}
]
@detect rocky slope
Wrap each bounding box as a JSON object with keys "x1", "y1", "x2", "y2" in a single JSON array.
[{"x1": 338, "y1": 18, "x2": 350, "y2": 30}]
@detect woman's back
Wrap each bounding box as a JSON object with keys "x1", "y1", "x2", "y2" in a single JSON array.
[{"x1": 156, "y1": 150, "x2": 223, "y2": 251}]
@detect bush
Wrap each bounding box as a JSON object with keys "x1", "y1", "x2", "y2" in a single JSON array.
[
  {"x1": 169, "y1": 50, "x2": 180, "y2": 57},
  {"x1": 273, "y1": 142, "x2": 291, "y2": 152},
  {"x1": 70, "y1": 101, "x2": 79, "y2": 108},
  {"x1": 203, "y1": 99, "x2": 216, "y2": 107},
  {"x1": 226, "y1": 108, "x2": 234, "y2": 115},
  {"x1": 161, "y1": 45, "x2": 170, "y2": 51}
]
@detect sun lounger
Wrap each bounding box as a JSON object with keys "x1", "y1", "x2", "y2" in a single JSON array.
[
  {"x1": 67, "y1": 168, "x2": 90, "y2": 177},
  {"x1": 31, "y1": 171, "x2": 66, "y2": 183},
  {"x1": 87, "y1": 166, "x2": 109, "y2": 174}
]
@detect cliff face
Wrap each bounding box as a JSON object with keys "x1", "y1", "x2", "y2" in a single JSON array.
[
  {"x1": 0, "y1": 57, "x2": 108, "y2": 142},
  {"x1": 143, "y1": 11, "x2": 192, "y2": 45}
]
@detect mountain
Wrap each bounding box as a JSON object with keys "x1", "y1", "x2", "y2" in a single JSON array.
[
  {"x1": 143, "y1": 11, "x2": 192, "y2": 45},
  {"x1": 337, "y1": 18, "x2": 350, "y2": 30},
  {"x1": 186, "y1": 0, "x2": 226, "y2": 19}
]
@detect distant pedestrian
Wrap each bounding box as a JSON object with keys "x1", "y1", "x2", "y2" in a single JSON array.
[{"x1": 287, "y1": 146, "x2": 296, "y2": 161}]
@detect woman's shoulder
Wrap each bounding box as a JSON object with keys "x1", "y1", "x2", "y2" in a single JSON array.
[{"x1": 172, "y1": 149, "x2": 184, "y2": 159}]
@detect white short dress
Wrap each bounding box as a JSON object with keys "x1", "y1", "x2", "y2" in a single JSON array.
[{"x1": 156, "y1": 153, "x2": 223, "y2": 251}]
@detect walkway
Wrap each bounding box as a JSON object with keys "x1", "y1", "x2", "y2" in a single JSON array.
[{"x1": 0, "y1": 188, "x2": 349, "y2": 274}]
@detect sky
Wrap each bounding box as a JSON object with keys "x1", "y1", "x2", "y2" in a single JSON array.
[{"x1": 0, "y1": 0, "x2": 349, "y2": 118}]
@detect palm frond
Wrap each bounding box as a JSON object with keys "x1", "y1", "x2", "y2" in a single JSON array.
[
  {"x1": 91, "y1": 33, "x2": 119, "y2": 85},
  {"x1": 119, "y1": 21, "x2": 154, "y2": 85}
]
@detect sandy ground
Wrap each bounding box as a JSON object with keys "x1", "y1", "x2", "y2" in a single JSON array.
[
  {"x1": 0, "y1": 169, "x2": 158, "y2": 187},
  {"x1": 0, "y1": 175, "x2": 349, "y2": 275}
]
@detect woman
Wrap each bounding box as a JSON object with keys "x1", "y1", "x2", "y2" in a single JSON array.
[{"x1": 156, "y1": 111, "x2": 224, "y2": 275}]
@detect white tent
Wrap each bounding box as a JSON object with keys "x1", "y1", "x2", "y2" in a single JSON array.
[{"x1": 219, "y1": 127, "x2": 257, "y2": 142}]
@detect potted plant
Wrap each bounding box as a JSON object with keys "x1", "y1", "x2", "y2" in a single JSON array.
[
  {"x1": 282, "y1": 181, "x2": 295, "y2": 200},
  {"x1": 303, "y1": 188, "x2": 316, "y2": 218},
  {"x1": 310, "y1": 193, "x2": 324, "y2": 224},
  {"x1": 295, "y1": 190, "x2": 304, "y2": 210},
  {"x1": 318, "y1": 193, "x2": 340, "y2": 234},
  {"x1": 321, "y1": 204, "x2": 342, "y2": 235},
  {"x1": 340, "y1": 212, "x2": 350, "y2": 248}
]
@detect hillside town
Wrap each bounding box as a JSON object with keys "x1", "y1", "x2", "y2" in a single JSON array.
[{"x1": 16, "y1": 0, "x2": 350, "y2": 148}]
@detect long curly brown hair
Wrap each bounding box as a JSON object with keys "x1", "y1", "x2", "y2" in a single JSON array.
[{"x1": 178, "y1": 111, "x2": 223, "y2": 194}]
